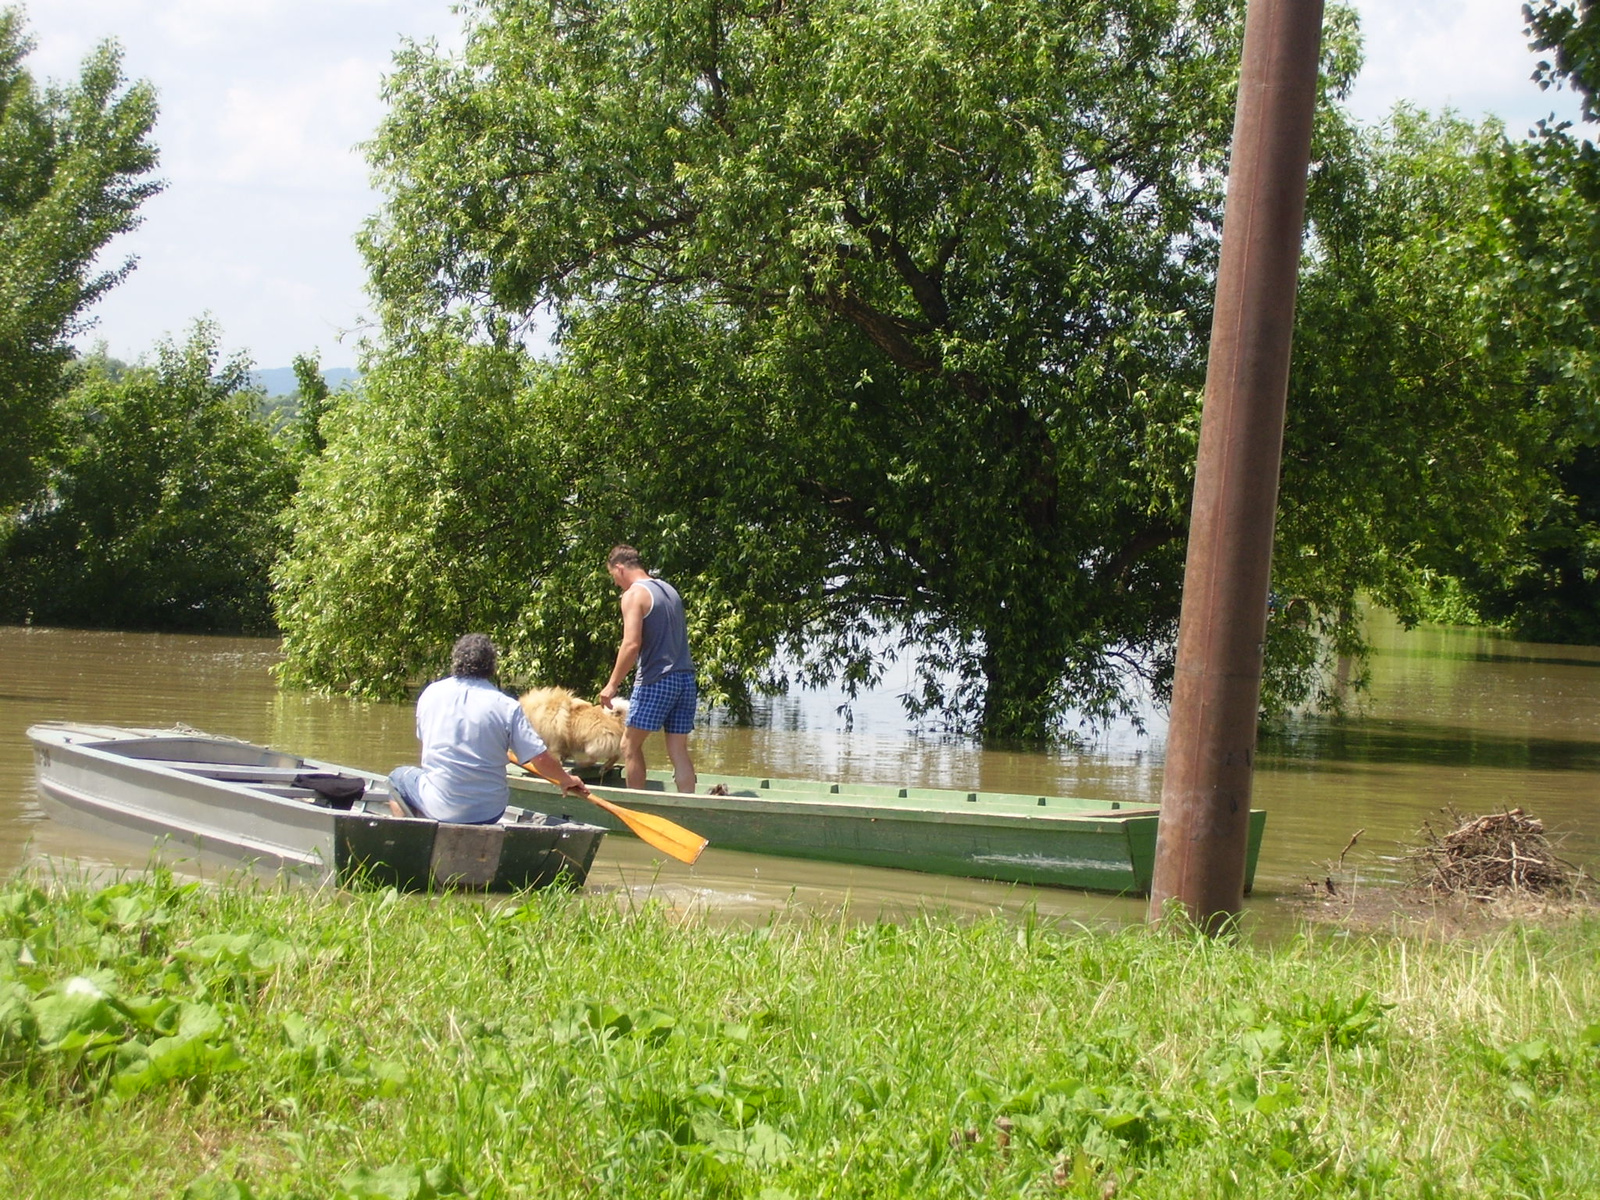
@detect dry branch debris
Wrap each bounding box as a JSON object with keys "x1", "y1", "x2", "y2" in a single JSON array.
[{"x1": 1407, "y1": 808, "x2": 1584, "y2": 901}]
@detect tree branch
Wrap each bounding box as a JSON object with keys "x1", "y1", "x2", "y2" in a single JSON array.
[
  {"x1": 1097, "y1": 522, "x2": 1183, "y2": 588},
  {"x1": 821, "y1": 285, "x2": 942, "y2": 372},
  {"x1": 840, "y1": 202, "x2": 950, "y2": 328}
]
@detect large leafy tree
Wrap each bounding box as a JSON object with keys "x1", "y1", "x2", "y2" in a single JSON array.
[
  {"x1": 279, "y1": 0, "x2": 1561, "y2": 736},
  {"x1": 350, "y1": 0, "x2": 1262, "y2": 737},
  {"x1": 0, "y1": 9, "x2": 159, "y2": 514},
  {"x1": 273, "y1": 331, "x2": 612, "y2": 694},
  {"x1": 1411, "y1": 1, "x2": 1600, "y2": 643},
  {"x1": 0, "y1": 325, "x2": 298, "y2": 633},
  {"x1": 1263, "y1": 108, "x2": 1560, "y2": 702}
]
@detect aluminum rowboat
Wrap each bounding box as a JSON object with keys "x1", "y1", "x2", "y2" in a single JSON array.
[{"x1": 29, "y1": 722, "x2": 605, "y2": 891}]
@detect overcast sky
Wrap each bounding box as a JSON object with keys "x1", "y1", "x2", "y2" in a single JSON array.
[{"x1": 22, "y1": 0, "x2": 1592, "y2": 371}]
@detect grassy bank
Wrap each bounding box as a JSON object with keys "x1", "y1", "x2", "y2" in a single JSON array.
[{"x1": 2, "y1": 873, "x2": 1598, "y2": 1199}]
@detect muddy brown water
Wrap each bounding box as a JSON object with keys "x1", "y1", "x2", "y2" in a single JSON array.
[{"x1": 3, "y1": 619, "x2": 1596, "y2": 929}]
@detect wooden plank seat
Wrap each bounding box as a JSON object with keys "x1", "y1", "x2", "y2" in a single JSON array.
[
  {"x1": 132, "y1": 760, "x2": 318, "y2": 781},
  {"x1": 135, "y1": 760, "x2": 374, "y2": 810}
]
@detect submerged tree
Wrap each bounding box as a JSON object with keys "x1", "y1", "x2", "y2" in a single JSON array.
[
  {"x1": 273, "y1": 331, "x2": 610, "y2": 694},
  {"x1": 1427, "y1": 0, "x2": 1600, "y2": 643},
  {"x1": 0, "y1": 8, "x2": 160, "y2": 514},
  {"x1": 1264, "y1": 108, "x2": 1562, "y2": 703},
  {"x1": 343, "y1": 0, "x2": 1263, "y2": 736},
  {"x1": 279, "y1": 0, "x2": 1564, "y2": 735}
]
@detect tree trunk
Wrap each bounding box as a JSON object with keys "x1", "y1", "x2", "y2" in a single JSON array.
[{"x1": 978, "y1": 624, "x2": 1061, "y2": 742}]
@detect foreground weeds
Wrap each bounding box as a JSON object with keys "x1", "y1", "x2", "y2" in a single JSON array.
[{"x1": 3, "y1": 873, "x2": 1600, "y2": 1198}]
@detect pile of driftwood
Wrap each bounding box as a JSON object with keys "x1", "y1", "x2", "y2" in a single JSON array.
[{"x1": 1408, "y1": 808, "x2": 1582, "y2": 900}]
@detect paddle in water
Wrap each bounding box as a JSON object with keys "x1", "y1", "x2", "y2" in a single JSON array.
[{"x1": 509, "y1": 752, "x2": 708, "y2": 865}]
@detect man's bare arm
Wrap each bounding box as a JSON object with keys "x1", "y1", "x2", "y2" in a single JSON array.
[
  {"x1": 599, "y1": 585, "x2": 648, "y2": 708},
  {"x1": 509, "y1": 748, "x2": 593, "y2": 797}
]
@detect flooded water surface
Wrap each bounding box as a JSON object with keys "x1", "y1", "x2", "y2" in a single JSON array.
[{"x1": 3, "y1": 619, "x2": 1597, "y2": 926}]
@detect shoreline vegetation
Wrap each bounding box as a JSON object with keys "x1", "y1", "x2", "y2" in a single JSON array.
[{"x1": 4, "y1": 871, "x2": 1599, "y2": 1198}]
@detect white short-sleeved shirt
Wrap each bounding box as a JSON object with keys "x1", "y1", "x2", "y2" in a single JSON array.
[{"x1": 414, "y1": 675, "x2": 546, "y2": 823}]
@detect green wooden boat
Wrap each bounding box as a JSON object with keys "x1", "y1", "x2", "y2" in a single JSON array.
[{"x1": 507, "y1": 767, "x2": 1266, "y2": 896}]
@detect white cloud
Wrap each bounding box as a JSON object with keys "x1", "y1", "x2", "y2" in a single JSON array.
[
  {"x1": 212, "y1": 58, "x2": 383, "y2": 189},
  {"x1": 1348, "y1": 0, "x2": 1585, "y2": 132},
  {"x1": 17, "y1": 0, "x2": 1598, "y2": 369},
  {"x1": 23, "y1": 0, "x2": 460, "y2": 367}
]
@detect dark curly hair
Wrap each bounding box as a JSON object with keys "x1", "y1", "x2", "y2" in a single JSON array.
[
  {"x1": 607, "y1": 544, "x2": 644, "y2": 569},
  {"x1": 450, "y1": 633, "x2": 498, "y2": 679}
]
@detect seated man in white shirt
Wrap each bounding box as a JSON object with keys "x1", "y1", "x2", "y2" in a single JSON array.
[{"x1": 388, "y1": 633, "x2": 591, "y2": 822}]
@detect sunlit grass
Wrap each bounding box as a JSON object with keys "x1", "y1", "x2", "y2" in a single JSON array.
[{"x1": 2, "y1": 871, "x2": 1598, "y2": 1198}]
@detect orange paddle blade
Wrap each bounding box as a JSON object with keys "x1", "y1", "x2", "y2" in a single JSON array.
[
  {"x1": 584, "y1": 791, "x2": 708, "y2": 865},
  {"x1": 511, "y1": 755, "x2": 708, "y2": 865}
]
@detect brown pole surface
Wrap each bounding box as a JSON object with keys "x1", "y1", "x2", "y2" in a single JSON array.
[{"x1": 1148, "y1": 0, "x2": 1324, "y2": 930}]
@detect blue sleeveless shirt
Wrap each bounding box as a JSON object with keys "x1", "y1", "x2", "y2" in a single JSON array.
[{"x1": 635, "y1": 578, "x2": 693, "y2": 685}]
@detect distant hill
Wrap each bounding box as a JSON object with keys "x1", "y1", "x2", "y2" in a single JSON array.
[{"x1": 251, "y1": 366, "x2": 359, "y2": 396}]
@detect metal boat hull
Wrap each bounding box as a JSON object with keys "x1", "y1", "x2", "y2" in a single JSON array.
[
  {"x1": 509, "y1": 768, "x2": 1266, "y2": 896},
  {"x1": 29, "y1": 723, "x2": 605, "y2": 892}
]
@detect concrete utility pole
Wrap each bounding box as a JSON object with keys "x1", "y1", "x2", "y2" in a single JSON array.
[{"x1": 1148, "y1": 0, "x2": 1325, "y2": 931}]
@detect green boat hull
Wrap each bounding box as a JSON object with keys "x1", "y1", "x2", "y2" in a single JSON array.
[{"x1": 508, "y1": 769, "x2": 1266, "y2": 896}]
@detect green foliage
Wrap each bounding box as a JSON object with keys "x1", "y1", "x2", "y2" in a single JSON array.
[
  {"x1": 291, "y1": 352, "x2": 332, "y2": 456},
  {"x1": 342, "y1": 0, "x2": 1275, "y2": 738},
  {"x1": 331, "y1": 1162, "x2": 467, "y2": 1200},
  {"x1": 1413, "y1": 24, "x2": 1600, "y2": 643},
  {"x1": 282, "y1": 0, "x2": 1590, "y2": 735},
  {"x1": 0, "y1": 7, "x2": 159, "y2": 513},
  {"x1": 1455, "y1": 447, "x2": 1600, "y2": 642},
  {"x1": 287, "y1": 0, "x2": 1320, "y2": 736},
  {"x1": 0, "y1": 323, "x2": 298, "y2": 632},
  {"x1": 0, "y1": 876, "x2": 250, "y2": 1101},
  {"x1": 272, "y1": 330, "x2": 620, "y2": 696},
  {"x1": 1528, "y1": 0, "x2": 1600, "y2": 122},
  {"x1": 1265, "y1": 110, "x2": 1560, "y2": 706},
  {"x1": 6, "y1": 874, "x2": 1600, "y2": 1197}
]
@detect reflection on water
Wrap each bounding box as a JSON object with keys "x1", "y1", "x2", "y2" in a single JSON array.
[{"x1": 3, "y1": 616, "x2": 1597, "y2": 925}]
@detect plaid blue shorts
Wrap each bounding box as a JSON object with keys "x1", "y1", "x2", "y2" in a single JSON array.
[{"x1": 627, "y1": 671, "x2": 698, "y2": 734}]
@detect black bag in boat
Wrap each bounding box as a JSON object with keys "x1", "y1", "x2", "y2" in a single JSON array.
[{"x1": 294, "y1": 772, "x2": 367, "y2": 809}]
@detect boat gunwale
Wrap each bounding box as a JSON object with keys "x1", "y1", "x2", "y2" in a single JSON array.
[{"x1": 504, "y1": 772, "x2": 1180, "y2": 832}]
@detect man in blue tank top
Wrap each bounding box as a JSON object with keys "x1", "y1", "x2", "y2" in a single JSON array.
[{"x1": 598, "y1": 545, "x2": 698, "y2": 793}]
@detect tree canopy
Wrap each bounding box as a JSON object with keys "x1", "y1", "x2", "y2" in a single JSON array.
[
  {"x1": 349, "y1": 0, "x2": 1265, "y2": 737},
  {"x1": 1528, "y1": 0, "x2": 1599, "y2": 122},
  {"x1": 273, "y1": 331, "x2": 609, "y2": 694},
  {"x1": 1396, "y1": 1, "x2": 1600, "y2": 644},
  {"x1": 0, "y1": 8, "x2": 159, "y2": 514},
  {"x1": 0, "y1": 325, "x2": 298, "y2": 633},
  {"x1": 275, "y1": 0, "x2": 1580, "y2": 737}
]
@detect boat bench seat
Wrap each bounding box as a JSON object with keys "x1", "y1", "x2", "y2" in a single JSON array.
[
  {"x1": 249, "y1": 784, "x2": 321, "y2": 800},
  {"x1": 140, "y1": 761, "x2": 313, "y2": 782}
]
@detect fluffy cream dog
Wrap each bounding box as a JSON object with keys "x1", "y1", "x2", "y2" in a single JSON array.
[{"x1": 519, "y1": 686, "x2": 629, "y2": 771}]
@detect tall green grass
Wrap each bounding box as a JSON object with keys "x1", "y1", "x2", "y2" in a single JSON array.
[{"x1": 3, "y1": 872, "x2": 1598, "y2": 1198}]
